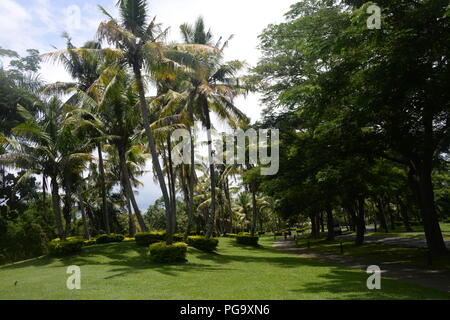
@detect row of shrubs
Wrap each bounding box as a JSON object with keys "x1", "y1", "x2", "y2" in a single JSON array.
[
  {"x1": 48, "y1": 234, "x2": 125, "y2": 256},
  {"x1": 147, "y1": 235, "x2": 219, "y2": 263}
]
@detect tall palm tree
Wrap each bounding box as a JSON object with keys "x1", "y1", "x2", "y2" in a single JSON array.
[
  {"x1": 69, "y1": 67, "x2": 149, "y2": 232},
  {"x1": 96, "y1": 0, "x2": 174, "y2": 242},
  {"x1": 165, "y1": 46, "x2": 249, "y2": 237},
  {"x1": 41, "y1": 34, "x2": 112, "y2": 234}
]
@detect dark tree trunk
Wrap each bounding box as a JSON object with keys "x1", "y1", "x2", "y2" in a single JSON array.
[
  {"x1": 319, "y1": 212, "x2": 325, "y2": 233},
  {"x1": 397, "y1": 198, "x2": 413, "y2": 232},
  {"x1": 326, "y1": 207, "x2": 335, "y2": 241},
  {"x1": 376, "y1": 199, "x2": 389, "y2": 233},
  {"x1": 415, "y1": 162, "x2": 447, "y2": 254},
  {"x1": 354, "y1": 199, "x2": 366, "y2": 246},
  {"x1": 97, "y1": 143, "x2": 110, "y2": 234},
  {"x1": 204, "y1": 106, "x2": 217, "y2": 238}
]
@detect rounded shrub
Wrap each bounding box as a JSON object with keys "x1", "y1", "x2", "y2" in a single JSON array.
[
  {"x1": 236, "y1": 234, "x2": 259, "y2": 246},
  {"x1": 187, "y1": 236, "x2": 219, "y2": 252},
  {"x1": 95, "y1": 234, "x2": 125, "y2": 244},
  {"x1": 48, "y1": 239, "x2": 84, "y2": 256},
  {"x1": 148, "y1": 242, "x2": 187, "y2": 263},
  {"x1": 135, "y1": 231, "x2": 166, "y2": 246},
  {"x1": 223, "y1": 233, "x2": 238, "y2": 238}
]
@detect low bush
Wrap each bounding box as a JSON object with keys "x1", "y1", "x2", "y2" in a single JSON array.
[
  {"x1": 173, "y1": 233, "x2": 184, "y2": 242},
  {"x1": 236, "y1": 234, "x2": 259, "y2": 246},
  {"x1": 83, "y1": 239, "x2": 96, "y2": 246},
  {"x1": 95, "y1": 234, "x2": 125, "y2": 244},
  {"x1": 274, "y1": 231, "x2": 283, "y2": 236},
  {"x1": 148, "y1": 242, "x2": 187, "y2": 263},
  {"x1": 223, "y1": 233, "x2": 238, "y2": 238},
  {"x1": 48, "y1": 239, "x2": 84, "y2": 256},
  {"x1": 135, "y1": 231, "x2": 166, "y2": 246},
  {"x1": 187, "y1": 236, "x2": 219, "y2": 252},
  {"x1": 258, "y1": 231, "x2": 266, "y2": 236}
]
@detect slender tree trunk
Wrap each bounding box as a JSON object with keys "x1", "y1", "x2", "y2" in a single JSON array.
[
  {"x1": 118, "y1": 146, "x2": 148, "y2": 232},
  {"x1": 50, "y1": 175, "x2": 65, "y2": 240},
  {"x1": 166, "y1": 137, "x2": 177, "y2": 234},
  {"x1": 205, "y1": 108, "x2": 217, "y2": 238},
  {"x1": 355, "y1": 199, "x2": 366, "y2": 246},
  {"x1": 97, "y1": 143, "x2": 110, "y2": 234},
  {"x1": 121, "y1": 177, "x2": 136, "y2": 236},
  {"x1": 251, "y1": 189, "x2": 258, "y2": 237},
  {"x1": 133, "y1": 64, "x2": 172, "y2": 244},
  {"x1": 326, "y1": 207, "x2": 335, "y2": 241},
  {"x1": 78, "y1": 192, "x2": 91, "y2": 240}
]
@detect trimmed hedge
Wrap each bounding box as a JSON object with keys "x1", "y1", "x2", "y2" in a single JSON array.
[
  {"x1": 95, "y1": 234, "x2": 125, "y2": 244},
  {"x1": 223, "y1": 233, "x2": 238, "y2": 238},
  {"x1": 187, "y1": 236, "x2": 219, "y2": 252},
  {"x1": 236, "y1": 234, "x2": 259, "y2": 246},
  {"x1": 135, "y1": 232, "x2": 166, "y2": 246},
  {"x1": 148, "y1": 242, "x2": 188, "y2": 263},
  {"x1": 135, "y1": 232, "x2": 186, "y2": 246},
  {"x1": 83, "y1": 239, "x2": 96, "y2": 246},
  {"x1": 48, "y1": 239, "x2": 84, "y2": 256}
]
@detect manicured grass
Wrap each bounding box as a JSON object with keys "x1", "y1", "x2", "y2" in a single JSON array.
[
  {"x1": 364, "y1": 223, "x2": 450, "y2": 240},
  {"x1": 296, "y1": 237, "x2": 450, "y2": 271},
  {"x1": 0, "y1": 237, "x2": 449, "y2": 300}
]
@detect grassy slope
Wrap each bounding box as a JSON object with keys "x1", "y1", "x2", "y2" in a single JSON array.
[{"x1": 0, "y1": 237, "x2": 449, "y2": 300}]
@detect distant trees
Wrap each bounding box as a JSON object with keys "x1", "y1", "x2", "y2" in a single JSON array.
[{"x1": 252, "y1": 0, "x2": 450, "y2": 254}]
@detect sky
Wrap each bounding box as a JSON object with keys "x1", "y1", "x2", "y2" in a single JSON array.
[{"x1": 0, "y1": 0, "x2": 296, "y2": 210}]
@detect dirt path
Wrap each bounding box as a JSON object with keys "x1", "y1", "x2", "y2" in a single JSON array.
[{"x1": 273, "y1": 239, "x2": 450, "y2": 293}]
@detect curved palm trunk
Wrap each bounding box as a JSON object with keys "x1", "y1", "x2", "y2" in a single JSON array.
[
  {"x1": 50, "y1": 175, "x2": 65, "y2": 240},
  {"x1": 133, "y1": 65, "x2": 173, "y2": 243},
  {"x1": 97, "y1": 143, "x2": 110, "y2": 234},
  {"x1": 118, "y1": 147, "x2": 148, "y2": 232}
]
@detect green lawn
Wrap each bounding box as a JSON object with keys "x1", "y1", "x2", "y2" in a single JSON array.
[
  {"x1": 0, "y1": 237, "x2": 449, "y2": 300},
  {"x1": 365, "y1": 223, "x2": 450, "y2": 240},
  {"x1": 296, "y1": 237, "x2": 450, "y2": 271}
]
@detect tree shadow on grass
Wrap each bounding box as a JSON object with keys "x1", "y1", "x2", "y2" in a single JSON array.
[{"x1": 287, "y1": 268, "x2": 450, "y2": 300}]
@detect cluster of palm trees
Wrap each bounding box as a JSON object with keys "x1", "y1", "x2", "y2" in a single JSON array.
[{"x1": 1, "y1": 0, "x2": 276, "y2": 243}]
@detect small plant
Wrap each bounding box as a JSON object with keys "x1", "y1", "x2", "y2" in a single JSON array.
[
  {"x1": 187, "y1": 236, "x2": 219, "y2": 252},
  {"x1": 148, "y1": 242, "x2": 187, "y2": 263}
]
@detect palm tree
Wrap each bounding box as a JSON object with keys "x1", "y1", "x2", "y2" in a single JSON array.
[
  {"x1": 69, "y1": 67, "x2": 149, "y2": 232},
  {"x1": 1, "y1": 97, "x2": 92, "y2": 240},
  {"x1": 96, "y1": 0, "x2": 174, "y2": 242},
  {"x1": 41, "y1": 34, "x2": 112, "y2": 234}
]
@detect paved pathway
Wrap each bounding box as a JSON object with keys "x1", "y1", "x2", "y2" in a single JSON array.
[
  {"x1": 336, "y1": 234, "x2": 450, "y2": 249},
  {"x1": 273, "y1": 239, "x2": 450, "y2": 293}
]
